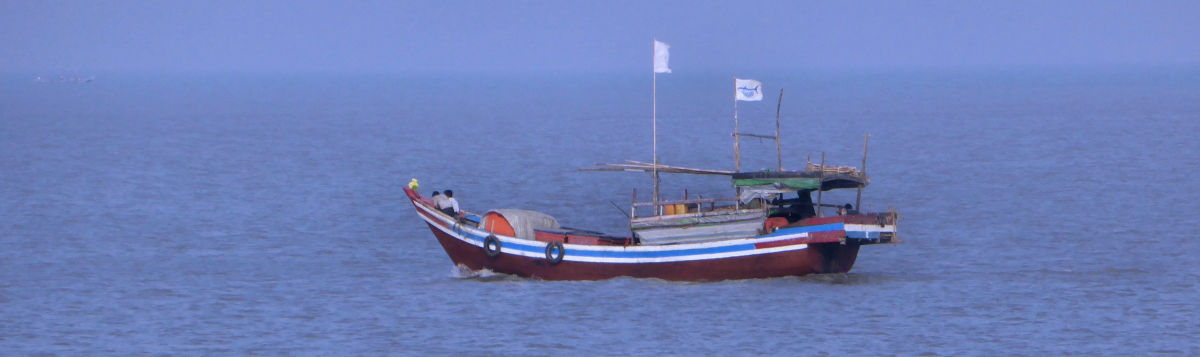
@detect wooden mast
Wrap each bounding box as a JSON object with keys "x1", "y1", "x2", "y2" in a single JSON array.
[
  {"x1": 774, "y1": 88, "x2": 784, "y2": 171},
  {"x1": 816, "y1": 152, "x2": 825, "y2": 217},
  {"x1": 856, "y1": 133, "x2": 869, "y2": 211}
]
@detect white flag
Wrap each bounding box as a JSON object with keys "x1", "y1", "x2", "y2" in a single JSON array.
[
  {"x1": 735, "y1": 78, "x2": 763, "y2": 101},
  {"x1": 653, "y1": 40, "x2": 671, "y2": 73}
]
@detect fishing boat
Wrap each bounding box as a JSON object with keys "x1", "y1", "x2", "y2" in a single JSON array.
[
  {"x1": 403, "y1": 161, "x2": 899, "y2": 281},
  {"x1": 403, "y1": 41, "x2": 900, "y2": 281},
  {"x1": 402, "y1": 125, "x2": 902, "y2": 282}
]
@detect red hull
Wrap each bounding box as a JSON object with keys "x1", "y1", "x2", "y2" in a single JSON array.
[{"x1": 425, "y1": 222, "x2": 861, "y2": 281}]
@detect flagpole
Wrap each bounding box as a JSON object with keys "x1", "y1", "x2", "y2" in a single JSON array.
[
  {"x1": 733, "y1": 77, "x2": 742, "y2": 209},
  {"x1": 733, "y1": 76, "x2": 741, "y2": 173},
  {"x1": 652, "y1": 39, "x2": 659, "y2": 213}
]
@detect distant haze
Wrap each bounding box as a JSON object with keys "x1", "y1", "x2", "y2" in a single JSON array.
[{"x1": 3, "y1": 1, "x2": 1198, "y2": 74}]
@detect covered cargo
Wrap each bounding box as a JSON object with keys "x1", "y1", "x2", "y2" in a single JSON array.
[{"x1": 479, "y1": 209, "x2": 560, "y2": 240}]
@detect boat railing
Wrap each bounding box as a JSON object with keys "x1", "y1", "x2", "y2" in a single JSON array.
[
  {"x1": 799, "y1": 211, "x2": 898, "y2": 226},
  {"x1": 630, "y1": 197, "x2": 744, "y2": 219}
]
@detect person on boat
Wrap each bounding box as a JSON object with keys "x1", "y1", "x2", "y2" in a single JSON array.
[
  {"x1": 432, "y1": 191, "x2": 450, "y2": 211},
  {"x1": 843, "y1": 203, "x2": 859, "y2": 215},
  {"x1": 442, "y1": 190, "x2": 460, "y2": 216},
  {"x1": 788, "y1": 190, "x2": 817, "y2": 221}
]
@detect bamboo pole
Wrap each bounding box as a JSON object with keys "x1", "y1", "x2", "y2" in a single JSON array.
[
  {"x1": 733, "y1": 77, "x2": 741, "y2": 173},
  {"x1": 816, "y1": 152, "x2": 825, "y2": 217},
  {"x1": 732, "y1": 77, "x2": 741, "y2": 210},
  {"x1": 775, "y1": 88, "x2": 784, "y2": 171},
  {"x1": 856, "y1": 133, "x2": 869, "y2": 211},
  {"x1": 683, "y1": 188, "x2": 689, "y2": 213},
  {"x1": 652, "y1": 40, "x2": 659, "y2": 212},
  {"x1": 655, "y1": 157, "x2": 662, "y2": 215}
]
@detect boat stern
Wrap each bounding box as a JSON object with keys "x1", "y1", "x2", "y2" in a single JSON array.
[{"x1": 842, "y1": 210, "x2": 900, "y2": 245}]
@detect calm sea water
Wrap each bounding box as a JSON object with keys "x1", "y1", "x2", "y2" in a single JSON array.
[{"x1": 2, "y1": 69, "x2": 1198, "y2": 355}]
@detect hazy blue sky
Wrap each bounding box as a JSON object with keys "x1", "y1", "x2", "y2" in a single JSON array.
[{"x1": 3, "y1": 1, "x2": 1198, "y2": 74}]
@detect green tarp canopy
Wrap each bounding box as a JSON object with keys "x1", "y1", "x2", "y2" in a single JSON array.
[{"x1": 731, "y1": 170, "x2": 868, "y2": 191}]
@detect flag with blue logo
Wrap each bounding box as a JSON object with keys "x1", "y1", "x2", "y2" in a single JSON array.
[{"x1": 735, "y1": 78, "x2": 763, "y2": 101}]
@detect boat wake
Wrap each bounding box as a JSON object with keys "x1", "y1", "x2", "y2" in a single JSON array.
[
  {"x1": 797, "y1": 272, "x2": 887, "y2": 285},
  {"x1": 449, "y1": 264, "x2": 521, "y2": 282}
]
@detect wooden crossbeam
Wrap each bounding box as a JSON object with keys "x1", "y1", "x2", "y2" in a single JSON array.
[{"x1": 733, "y1": 132, "x2": 777, "y2": 140}]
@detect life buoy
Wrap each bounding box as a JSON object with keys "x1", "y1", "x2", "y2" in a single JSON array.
[
  {"x1": 544, "y1": 241, "x2": 564, "y2": 264},
  {"x1": 484, "y1": 235, "x2": 502, "y2": 257}
]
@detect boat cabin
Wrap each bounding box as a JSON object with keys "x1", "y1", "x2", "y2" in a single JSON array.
[{"x1": 627, "y1": 163, "x2": 872, "y2": 245}]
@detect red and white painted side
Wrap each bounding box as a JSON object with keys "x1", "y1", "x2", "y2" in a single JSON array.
[{"x1": 403, "y1": 188, "x2": 896, "y2": 281}]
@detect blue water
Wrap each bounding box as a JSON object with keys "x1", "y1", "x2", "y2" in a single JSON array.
[{"x1": 2, "y1": 68, "x2": 1198, "y2": 355}]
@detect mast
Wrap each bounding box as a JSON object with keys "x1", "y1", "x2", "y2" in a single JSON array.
[
  {"x1": 816, "y1": 152, "x2": 825, "y2": 217},
  {"x1": 732, "y1": 77, "x2": 741, "y2": 208},
  {"x1": 652, "y1": 39, "x2": 659, "y2": 211},
  {"x1": 774, "y1": 88, "x2": 784, "y2": 171},
  {"x1": 856, "y1": 133, "x2": 869, "y2": 210},
  {"x1": 733, "y1": 81, "x2": 741, "y2": 173}
]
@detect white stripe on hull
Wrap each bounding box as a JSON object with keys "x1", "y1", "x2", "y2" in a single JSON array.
[{"x1": 412, "y1": 202, "x2": 812, "y2": 264}]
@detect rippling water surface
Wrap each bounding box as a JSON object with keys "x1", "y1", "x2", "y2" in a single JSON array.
[{"x1": 2, "y1": 69, "x2": 1198, "y2": 355}]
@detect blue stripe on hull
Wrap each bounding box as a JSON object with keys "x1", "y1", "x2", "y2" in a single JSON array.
[
  {"x1": 759, "y1": 223, "x2": 844, "y2": 238},
  {"x1": 454, "y1": 228, "x2": 759, "y2": 259},
  {"x1": 420, "y1": 203, "x2": 854, "y2": 261},
  {"x1": 562, "y1": 243, "x2": 758, "y2": 258}
]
